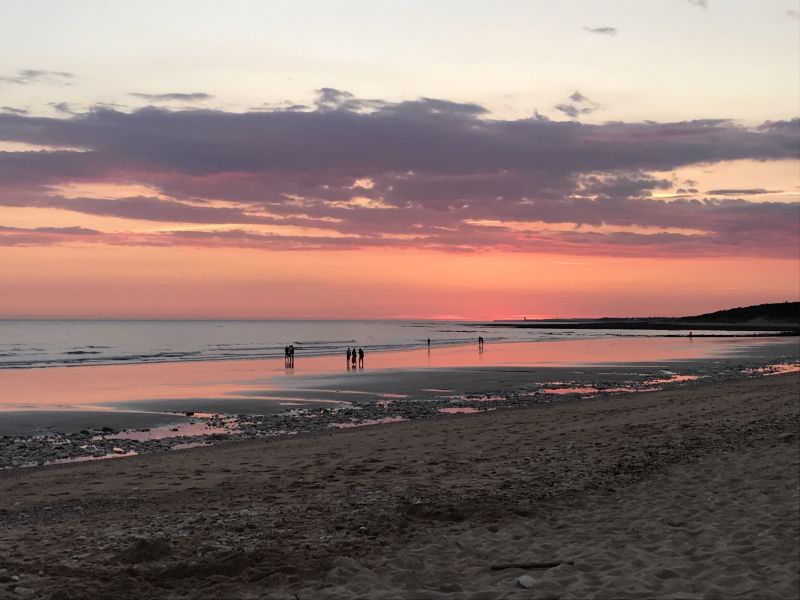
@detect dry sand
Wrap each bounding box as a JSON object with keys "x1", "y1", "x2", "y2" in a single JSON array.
[{"x1": 0, "y1": 373, "x2": 798, "y2": 599}]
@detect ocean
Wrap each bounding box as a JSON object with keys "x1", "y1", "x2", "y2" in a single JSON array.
[{"x1": 0, "y1": 319, "x2": 757, "y2": 370}]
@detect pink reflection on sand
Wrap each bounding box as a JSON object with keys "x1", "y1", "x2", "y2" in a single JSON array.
[
  {"x1": 541, "y1": 374, "x2": 701, "y2": 395},
  {"x1": 744, "y1": 363, "x2": 800, "y2": 376},
  {"x1": 330, "y1": 416, "x2": 406, "y2": 428},
  {"x1": 645, "y1": 374, "x2": 700, "y2": 385},
  {"x1": 541, "y1": 386, "x2": 603, "y2": 395},
  {"x1": 101, "y1": 420, "x2": 233, "y2": 441},
  {"x1": 439, "y1": 407, "x2": 495, "y2": 414},
  {"x1": 0, "y1": 336, "x2": 789, "y2": 412}
]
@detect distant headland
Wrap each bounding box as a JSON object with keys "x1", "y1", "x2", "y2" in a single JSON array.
[{"x1": 489, "y1": 302, "x2": 800, "y2": 332}]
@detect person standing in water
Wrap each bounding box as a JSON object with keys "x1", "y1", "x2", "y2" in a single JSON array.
[
  {"x1": 351, "y1": 348, "x2": 357, "y2": 368},
  {"x1": 478, "y1": 336, "x2": 484, "y2": 349},
  {"x1": 346, "y1": 347, "x2": 352, "y2": 367},
  {"x1": 358, "y1": 347, "x2": 365, "y2": 368}
]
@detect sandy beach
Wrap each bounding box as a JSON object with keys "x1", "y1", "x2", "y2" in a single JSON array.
[
  {"x1": 1, "y1": 371, "x2": 797, "y2": 599},
  {"x1": 4, "y1": 0, "x2": 799, "y2": 597}
]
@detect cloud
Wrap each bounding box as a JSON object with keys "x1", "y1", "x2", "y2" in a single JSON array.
[
  {"x1": 1, "y1": 106, "x2": 27, "y2": 115},
  {"x1": 0, "y1": 225, "x2": 100, "y2": 246},
  {"x1": 130, "y1": 92, "x2": 213, "y2": 102},
  {"x1": 49, "y1": 102, "x2": 74, "y2": 114},
  {"x1": 788, "y1": 10, "x2": 800, "y2": 19},
  {"x1": 583, "y1": 26, "x2": 617, "y2": 35},
  {"x1": 553, "y1": 103, "x2": 590, "y2": 118},
  {"x1": 685, "y1": 0, "x2": 708, "y2": 8},
  {"x1": 705, "y1": 188, "x2": 779, "y2": 196},
  {"x1": 0, "y1": 69, "x2": 75, "y2": 86},
  {"x1": 554, "y1": 90, "x2": 597, "y2": 119},
  {"x1": 0, "y1": 90, "x2": 797, "y2": 258}
]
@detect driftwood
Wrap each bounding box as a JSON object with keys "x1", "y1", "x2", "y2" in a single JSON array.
[{"x1": 490, "y1": 560, "x2": 573, "y2": 571}]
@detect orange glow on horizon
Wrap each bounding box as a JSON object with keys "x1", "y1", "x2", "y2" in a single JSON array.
[{"x1": 1, "y1": 244, "x2": 797, "y2": 320}]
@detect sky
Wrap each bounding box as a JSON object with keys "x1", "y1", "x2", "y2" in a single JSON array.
[{"x1": 0, "y1": 0, "x2": 798, "y2": 319}]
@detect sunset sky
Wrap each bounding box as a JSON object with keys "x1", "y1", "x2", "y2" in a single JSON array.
[{"x1": 1, "y1": 0, "x2": 798, "y2": 319}]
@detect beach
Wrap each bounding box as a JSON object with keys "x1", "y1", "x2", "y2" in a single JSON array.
[
  {"x1": 0, "y1": 334, "x2": 797, "y2": 467},
  {"x1": 1, "y1": 370, "x2": 797, "y2": 599},
  {"x1": 4, "y1": 2, "x2": 799, "y2": 598}
]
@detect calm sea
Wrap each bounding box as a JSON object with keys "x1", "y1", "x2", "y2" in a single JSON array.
[{"x1": 0, "y1": 319, "x2": 760, "y2": 370}]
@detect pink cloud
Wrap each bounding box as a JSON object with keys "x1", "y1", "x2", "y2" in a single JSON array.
[{"x1": 0, "y1": 91, "x2": 797, "y2": 257}]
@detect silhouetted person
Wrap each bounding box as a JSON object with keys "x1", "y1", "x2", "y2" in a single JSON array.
[
  {"x1": 346, "y1": 347, "x2": 352, "y2": 367},
  {"x1": 358, "y1": 347, "x2": 364, "y2": 368},
  {"x1": 287, "y1": 344, "x2": 294, "y2": 368},
  {"x1": 478, "y1": 336, "x2": 484, "y2": 349},
  {"x1": 352, "y1": 348, "x2": 357, "y2": 368},
  {"x1": 284, "y1": 345, "x2": 290, "y2": 367},
  {"x1": 427, "y1": 338, "x2": 431, "y2": 348}
]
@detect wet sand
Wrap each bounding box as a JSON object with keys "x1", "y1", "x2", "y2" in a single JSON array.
[
  {"x1": 1, "y1": 336, "x2": 796, "y2": 436},
  {"x1": 0, "y1": 411, "x2": 193, "y2": 437},
  {"x1": 0, "y1": 372, "x2": 797, "y2": 599}
]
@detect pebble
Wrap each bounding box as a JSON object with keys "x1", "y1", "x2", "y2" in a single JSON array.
[
  {"x1": 14, "y1": 587, "x2": 34, "y2": 598},
  {"x1": 517, "y1": 575, "x2": 537, "y2": 588}
]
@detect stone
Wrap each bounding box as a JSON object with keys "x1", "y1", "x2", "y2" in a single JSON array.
[
  {"x1": 14, "y1": 587, "x2": 34, "y2": 598},
  {"x1": 517, "y1": 575, "x2": 537, "y2": 589}
]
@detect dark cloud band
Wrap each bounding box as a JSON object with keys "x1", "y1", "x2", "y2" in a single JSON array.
[{"x1": 0, "y1": 90, "x2": 797, "y2": 257}]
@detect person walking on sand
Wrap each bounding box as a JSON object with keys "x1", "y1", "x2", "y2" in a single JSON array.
[
  {"x1": 346, "y1": 347, "x2": 352, "y2": 367},
  {"x1": 352, "y1": 347, "x2": 357, "y2": 368},
  {"x1": 358, "y1": 347, "x2": 365, "y2": 368},
  {"x1": 284, "y1": 345, "x2": 289, "y2": 367}
]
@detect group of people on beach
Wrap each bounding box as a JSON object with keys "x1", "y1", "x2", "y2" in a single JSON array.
[
  {"x1": 346, "y1": 347, "x2": 365, "y2": 369},
  {"x1": 283, "y1": 344, "x2": 295, "y2": 367},
  {"x1": 285, "y1": 336, "x2": 486, "y2": 370}
]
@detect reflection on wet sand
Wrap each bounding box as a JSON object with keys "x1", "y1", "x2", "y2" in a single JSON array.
[
  {"x1": 0, "y1": 336, "x2": 797, "y2": 469},
  {"x1": 0, "y1": 336, "x2": 789, "y2": 414},
  {"x1": 744, "y1": 363, "x2": 800, "y2": 376},
  {"x1": 101, "y1": 418, "x2": 234, "y2": 441},
  {"x1": 439, "y1": 407, "x2": 495, "y2": 414}
]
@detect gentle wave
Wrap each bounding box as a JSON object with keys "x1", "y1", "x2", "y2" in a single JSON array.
[
  {"x1": 0, "y1": 319, "x2": 775, "y2": 370},
  {"x1": 0, "y1": 338, "x2": 481, "y2": 369}
]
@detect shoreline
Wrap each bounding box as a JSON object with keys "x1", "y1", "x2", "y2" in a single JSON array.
[
  {"x1": 1, "y1": 329, "x2": 795, "y2": 372},
  {"x1": 1, "y1": 351, "x2": 798, "y2": 467},
  {"x1": 0, "y1": 372, "x2": 797, "y2": 599}
]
